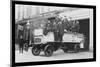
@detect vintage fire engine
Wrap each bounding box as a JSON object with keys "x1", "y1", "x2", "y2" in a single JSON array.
[{"x1": 31, "y1": 28, "x2": 85, "y2": 57}]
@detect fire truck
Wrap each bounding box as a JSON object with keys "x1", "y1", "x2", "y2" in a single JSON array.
[{"x1": 30, "y1": 28, "x2": 85, "y2": 57}]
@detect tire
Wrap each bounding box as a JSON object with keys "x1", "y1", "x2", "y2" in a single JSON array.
[
  {"x1": 32, "y1": 46, "x2": 40, "y2": 56},
  {"x1": 44, "y1": 45, "x2": 53, "y2": 57},
  {"x1": 74, "y1": 44, "x2": 80, "y2": 53}
]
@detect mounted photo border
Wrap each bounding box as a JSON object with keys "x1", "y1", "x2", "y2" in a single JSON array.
[{"x1": 11, "y1": 0, "x2": 96, "y2": 67}]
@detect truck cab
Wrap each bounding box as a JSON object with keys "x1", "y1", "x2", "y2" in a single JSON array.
[{"x1": 33, "y1": 28, "x2": 54, "y2": 44}]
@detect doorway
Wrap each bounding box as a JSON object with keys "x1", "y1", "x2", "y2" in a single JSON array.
[{"x1": 78, "y1": 18, "x2": 90, "y2": 51}]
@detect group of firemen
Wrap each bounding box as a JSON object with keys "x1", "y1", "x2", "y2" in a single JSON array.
[{"x1": 43, "y1": 15, "x2": 80, "y2": 42}]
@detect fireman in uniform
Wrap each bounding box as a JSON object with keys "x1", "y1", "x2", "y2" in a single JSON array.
[
  {"x1": 53, "y1": 20, "x2": 59, "y2": 41},
  {"x1": 43, "y1": 21, "x2": 51, "y2": 35},
  {"x1": 57, "y1": 16, "x2": 65, "y2": 41},
  {"x1": 18, "y1": 25, "x2": 24, "y2": 53},
  {"x1": 53, "y1": 15, "x2": 63, "y2": 41}
]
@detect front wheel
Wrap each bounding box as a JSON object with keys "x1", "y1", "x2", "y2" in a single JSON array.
[
  {"x1": 32, "y1": 46, "x2": 40, "y2": 56},
  {"x1": 44, "y1": 45, "x2": 53, "y2": 57}
]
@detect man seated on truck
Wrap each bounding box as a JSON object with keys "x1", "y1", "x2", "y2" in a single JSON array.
[{"x1": 43, "y1": 20, "x2": 51, "y2": 35}]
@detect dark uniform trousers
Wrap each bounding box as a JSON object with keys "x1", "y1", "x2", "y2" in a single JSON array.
[
  {"x1": 19, "y1": 38, "x2": 24, "y2": 53},
  {"x1": 18, "y1": 30, "x2": 24, "y2": 53},
  {"x1": 57, "y1": 22, "x2": 64, "y2": 42},
  {"x1": 54, "y1": 31, "x2": 59, "y2": 41}
]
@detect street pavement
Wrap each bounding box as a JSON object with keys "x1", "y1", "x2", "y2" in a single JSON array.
[{"x1": 15, "y1": 47, "x2": 93, "y2": 63}]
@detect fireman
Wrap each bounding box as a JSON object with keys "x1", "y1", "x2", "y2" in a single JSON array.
[
  {"x1": 53, "y1": 15, "x2": 63, "y2": 41},
  {"x1": 19, "y1": 35, "x2": 24, "y2": 53},
  {"x1": 43, "y1": 21, "x2": 51, "y2": 35},
  {"x1": 53, "y1": 20, "x2": 59, "y2": 41},
  {"x1": 57, "y1": 19, "x2": 64, "y2": 41},
  {"x1": 18, "y1": 29, "x2": 24, "y2": 53}
]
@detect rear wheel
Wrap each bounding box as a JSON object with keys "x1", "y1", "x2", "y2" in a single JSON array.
[
  {"x1": 44, "y1": 45, "x2": 53, "y2": 57},
  {"x1": 32, "y1": 46, "x2": 40, "y2": 56}
]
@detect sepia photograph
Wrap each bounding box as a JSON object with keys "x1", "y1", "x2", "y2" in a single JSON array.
[{"x1": 11, "y1": 0, "x2": 96, "y2": 67}]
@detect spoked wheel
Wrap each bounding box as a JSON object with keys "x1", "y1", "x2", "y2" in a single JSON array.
[
  {"x1": 44, "y1": 45, "x2": 53, "y2": 57},
  {"x1": 32, "y1": 46, "x2": 40, "y2": 56},
  {"x1": 74, "y1": 44, "x2": 80, "y2": 53}
]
